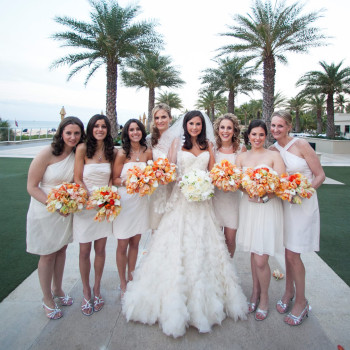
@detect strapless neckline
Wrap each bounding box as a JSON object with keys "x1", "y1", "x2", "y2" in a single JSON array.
[{"x1": 181, "y1": 151, "x2": 209, "y2": 158}]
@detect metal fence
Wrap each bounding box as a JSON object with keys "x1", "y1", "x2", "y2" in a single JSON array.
[{"x1": 0, "y1": 127, "x2": 55, "y2": 143}]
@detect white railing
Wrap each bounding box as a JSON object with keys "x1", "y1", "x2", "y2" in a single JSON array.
[{"x1": 0, "y1": 127, "x2": 55, "y2": 143}]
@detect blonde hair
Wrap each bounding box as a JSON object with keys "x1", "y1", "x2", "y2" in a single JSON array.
[
  {"x1": 271, "y1": 110, "x2": 293, "y2": 127},
  {"x1": 151, "y1": 103, "x2": 172, "y2": 147},
  {"x1": 213, "y1": 113, "x2": 241, "y2": 151}
]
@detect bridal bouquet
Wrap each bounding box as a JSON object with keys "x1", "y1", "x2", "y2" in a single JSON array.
[
  {"x1": 209, "y1": 159, "x2": 242, "y2": 192},
  {"x1": 179, "y1": 169, "x2": 214, "y2": 202},
  {"x1": 126, "y1": 161, "x2": 158, "y2": 196},
  {"x1": 86, "y1": 185, "x2": 121, "y2": 222},
  {"x1": 46, "y1": 182, "x2": 88, "y2": 215},
  {"x1": 241, "y1": 167, "x2": 280, "y2": 198},
  {"x1": 153, "y1": 157, "x2": 176, "y2": 185},
  {"x1": 276, "y1": 172, "x2": 315, "y2": 204}
]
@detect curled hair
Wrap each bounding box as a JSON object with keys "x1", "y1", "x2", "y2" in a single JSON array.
[
  {"x1": 122, "y1": 119, "x2": 148, "y2": 159},
  {"x1": 243, "y1": 119, "x2": 267, "y2": 145},
  {"x1": 86, "y1": 114, "x2": 114, "y2": 162},
  {"x1": 214, "y1": 113, "x2": 241, "y2": 152},
  {"x1": 151, "y1": 103, "x2": 172, "y2": 147},
  {"x1": 51, "y1": 116, "x2": 85, "y2": 156},
  {"x1": 182, "y1": 110, "x2": 208, "y2": 150},
  {"x1": 271, "y1": 110, "x2": 293, "y2": 127}
]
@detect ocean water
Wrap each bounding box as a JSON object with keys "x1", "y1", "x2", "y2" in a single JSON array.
[{"x1": 8, "y1": 120, "x2": 60, "y2": 129}]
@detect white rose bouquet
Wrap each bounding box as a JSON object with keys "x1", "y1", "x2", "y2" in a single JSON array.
[{"x1": 179, "y1": 169, "x2": 214, "y2": 202}]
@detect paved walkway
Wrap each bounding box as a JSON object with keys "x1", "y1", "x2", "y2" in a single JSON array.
[{"x1": 0, "y1": 142, "x2": 349, "y2": 350}]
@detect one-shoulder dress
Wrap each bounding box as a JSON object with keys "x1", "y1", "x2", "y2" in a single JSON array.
[
  {"x1": 122, "y1": 151, "x2": 247, "y2": 338},
  {"x1": 26, "y1": 152, "x2": 75, "y2": 255},
  {"x1": 112, "y1": 162, "x2": 150, "y2": 239},
  {"x1": 212, "y1": 150, "x2": 242, "y2": 229},
  {"x1": 73, "y1": 163, "x2": 112, "y2": 243},
  {"x1": 274, "y1": 138, "x2": 320, "y2": 253},
  {"x1": 236, "y1": 165, "x2": 284, "y2": 256}
]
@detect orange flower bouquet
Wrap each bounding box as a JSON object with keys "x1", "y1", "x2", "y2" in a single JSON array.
[
  {"x1": 153, "y1": 157, "x2": 176, "y2": 185},
  {"x1": 209, "y1": 159, "x2": 242, "y2": 192},
  {"x1": 241, "y1": 167, "x2": 280, "y2": 198},
  {"x1": 126, "y1": 161, "x2": 158, "y2": 196},
  {"x1": 46, "y1": 182, "x2": 88, "y2": 215},
  {"x1": 86, "y1": 185, "x2": 121, "y2": 222},
  {"x1": 276, "y1": 172, "x2": 315, "y2": 204}
]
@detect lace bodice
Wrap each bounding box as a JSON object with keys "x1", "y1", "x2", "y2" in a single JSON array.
[
  {"x1": 274, "y1": 138, "x2": 313, "y2": 181},
  {"x1": 177, "y1": 151, "x2": 210, "y2": 176}
]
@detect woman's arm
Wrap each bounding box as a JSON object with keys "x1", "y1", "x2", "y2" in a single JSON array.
[
  {"x1": 73, "y1": 143, "x2": 88, "y2": 191},
  {"x1": 208, "y1": 142, "x2": 215, "y2": 171},
  {"x1": 146, "y1": 148, "x2": 153, "y2": 162},
  {"x1": 272, "y1": 151, "x2": 286, "y2": 176},
  {"x1": 297, "y1": 139, "x2": 325, "y2": 189},
  {"x1": 112, "y1": 151, "x2": 126, "y2": 187},
  {"x1": 27, "y1": 147, "x2": 53, "y2": 204},
  {"x1": 109, "y1": 148, "x2": 119, "y2": 186},
  {"x1": 167, "y1": 138, "x2": 179, "y2": 164}
]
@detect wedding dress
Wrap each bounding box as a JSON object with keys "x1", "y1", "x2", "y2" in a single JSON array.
[{"x1": 122, "y1": 149, "x2": 247, "y2": 338}]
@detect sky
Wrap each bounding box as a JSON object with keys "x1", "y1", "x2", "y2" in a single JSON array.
[{"x1": 0, "y1": 0, "x2": 349, "y2": 127}]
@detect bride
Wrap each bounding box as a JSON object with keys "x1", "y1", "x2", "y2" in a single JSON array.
[{"x1": 122, "y1": 110, "x2": 247, "y2": 338}]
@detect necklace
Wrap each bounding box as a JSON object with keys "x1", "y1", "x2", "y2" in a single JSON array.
[
  {"x1": 97, "y1": 150, "x2": 104, "y2": 162},
  {"x1": 131, "y1": 147, "x2": 141, "y2": 161},
  {"x1": 221, "y1": 144, "x2": 233, "y2": 150}
]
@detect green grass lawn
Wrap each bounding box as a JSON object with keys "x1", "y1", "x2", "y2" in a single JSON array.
[
  {"x1": 0, "y1": 158, "x2": 38, "y2": 302},
  {"x1": 0, "y1": 158, "x2": 349, "y2": 302},
  {"x1": 317, "y1": 166, "x2": 350, "y2": 286}
]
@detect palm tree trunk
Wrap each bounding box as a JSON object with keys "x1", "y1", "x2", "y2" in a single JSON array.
[
  {"x1": 326, "y1": 93, "x2": 335, "y2": 138},
  {"x1": 211, "y1": 105, "x2": 215, "y2": 122},
  {"x1": 228, "y1": 90, "x2": 235, "y2": 114},
  {"x1": 295, "y1": 110, "x2": 301, "y2": 133},
  {"x1": 263, "y1": 55, "x2": 276, "y2": 143},
  {"x1": 106, "y1": 61, "x2": 118, "y2": 138},
  {"x1": 316, "y1": 107, "x2": 323, "y2": 134},
  {"x1": 147, "y1": 87, "x2": 155, "y2": 132}
]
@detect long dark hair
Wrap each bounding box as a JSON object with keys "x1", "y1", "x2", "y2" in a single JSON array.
[
  {"x1": 86, "y1": 114, "x2": 114, "y2": 162},
  {"x1": 122, "y1": 119, "x2": 148, "y2": 159},
  {"x1": 182, "y1": 110, "x2": 208, "y2": 150},
  {"x1": 51, "y1": 116, "x2": 85, "y2": 156},
  {"x1": 243, "y1": 119, "x2": 267, "y2": 145}
]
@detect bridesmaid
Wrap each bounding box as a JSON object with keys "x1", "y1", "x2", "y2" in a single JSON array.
[
  {"x1": 26, "y1": 116, "x2": 85, "y2": 319},
  {"x1": 112, "y1": 119, "x2": 152, "y2": 296},
  {"x1": 270, "y1": 110, "x2": 325, "y2": 326},
  {"x1": 148, "y1": 103, "x2": 175, "y2": 230},
  {"x1": 235, "y1": 119, "x2": 285, "y2": 321},
  {"x1": 213, "y1": 113, "x2": 246, "y2": 257},
  {"x1": 73, "y1": 114, "x2": 116, "y2": 316}
]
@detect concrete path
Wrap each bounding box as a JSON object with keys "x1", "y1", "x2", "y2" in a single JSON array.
[{"x1": 0, "y1": 142, "x2": 349, "y2": 349}]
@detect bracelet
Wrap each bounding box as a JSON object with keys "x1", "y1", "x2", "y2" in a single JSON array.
[{"x1": 262, "y1": 195, "x2": 269, "y2": 203}]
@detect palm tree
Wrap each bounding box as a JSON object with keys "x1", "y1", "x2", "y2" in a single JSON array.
[
  {"x1": 219, "y1": 0, "x2": 325, "y2": 136},
  {"x1": 306, "y1": 94, "x2": 326, "y2": 134},
  {"x1": 297, "y1": 61, "x2": 350, "y2": 138},
  {"x1": 201, "y1": 57, "x2": 260, "y2": 114},
  {"x1": 51, "y1": 0, "x2": 162, "y2": 137},
  {"x1": 121, "y1": 52, "x2": 184, "y2": 131},
  {"x1": 335, "y1": 94, "x2": 349, "y2": 113},
  {"x1": 288, "y1": 94, "x2": 307, "y2": 133},
  {"x1": 273, "y1": 91, "x2": 287, "y2": 109},
  {"x1": 196, "y1": 89, "x2": 227, "y2": 122},
  {"x1": 156, "y1": 92, "x2": 183, "y2": 112}
]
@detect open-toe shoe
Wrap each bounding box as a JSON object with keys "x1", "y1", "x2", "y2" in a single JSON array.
[
  {"x1": 81, "y1": 298, "x2": 93, "y2": 316},
  {"x1": 42, "y1": 301, "x2": 62, "y2": 320},
  {"x1": 93, "y1": 295, "x2": 104, "y2": 312}
]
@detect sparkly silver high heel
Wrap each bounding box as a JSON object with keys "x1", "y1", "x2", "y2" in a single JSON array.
[
  {"x1": 276, "y1": 296, "x2": 294, "y2": 314},
  {"x1": 284, "y1": 300, "x2": 309, "y2": 326}
]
